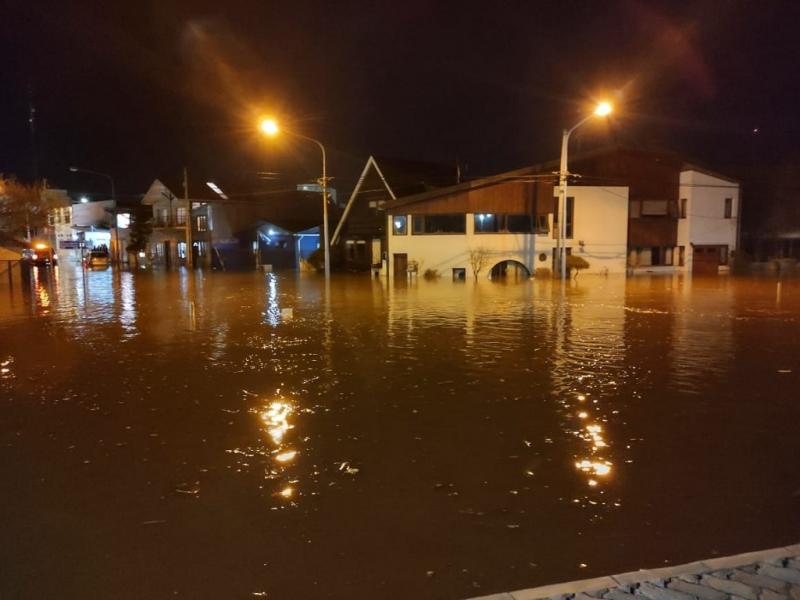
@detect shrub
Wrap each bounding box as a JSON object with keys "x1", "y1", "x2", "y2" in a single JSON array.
[
  {"x1": 566, "y1": 255, "x2": 590, "y2": 279},
  {"x1": 423, "y1": 268, "x2": 440, "y2": 280}
]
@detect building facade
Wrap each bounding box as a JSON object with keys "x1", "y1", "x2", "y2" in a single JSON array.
[{"x1": 385, "y1": 171, "x2": 629, "y2": 279}]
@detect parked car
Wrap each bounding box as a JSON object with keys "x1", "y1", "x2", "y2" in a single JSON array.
[
  {"x1": 21, "y1": 242, "x2": 58, "y2": 266},
  {"x1": 84, "y1": 248, "x2": 110, "y2": 269}
]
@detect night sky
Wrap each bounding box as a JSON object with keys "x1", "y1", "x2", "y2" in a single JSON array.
[{"x1": 2, "y1": 0, "x2": 798, "y2": 198}]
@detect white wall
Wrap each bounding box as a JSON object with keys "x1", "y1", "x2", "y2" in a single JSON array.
[
  {"x1": 387, "y1": 186, "x2": 629, "y2": 278},
  {"x1": 678, "y1": 170, "x2": 739, "y2": 271}
]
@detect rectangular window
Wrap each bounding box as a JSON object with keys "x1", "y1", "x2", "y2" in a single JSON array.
[
  {"x1": 356, "y1": 240, "x2": 367, "y2": 259},
  {"x1": 680, "y1": 198, "x2": 687, "y2": 218},
  {"x1": 196, "y1": 215, "x2": 208, "y2": 232},
  {"x1": 565, "y1": 197, "x2": 574, "y2": 239},
  {"x1": 64, "y1": 209, "x2": 71, "y2": 224},
  {"x1": 411, "y1": 214, "x2": 465, "y2": 234},
  {"x1": 506, "y1": 214, "x2": 533, "y2": 233},
  {"x1": 391, "y1": 215, "x2": 407, "y2": 235},
  {"x1": 724, "y1": 197, "x2": 732, "y2": 218},
  {"x1": 345, "y1": 240, "x2": 355, "y2": 260},
  {"x1": 177, "y1": 242, "x2": 187, "y2": 259},
  {"x1": 642, "y1": 200, "x2": 668, "y2": 216},
  {"x1": 535, "y1": 214, "x2": 549, "y2": 234},
  {"x1": 679, "y1": 245, "x2": 686, "y2": 266},
  {"x1": 668, "y1": 198, "x2": 678, "y2": 217},
  {"x1": 474, "y1": 213, "x2": 501, "y2": 233},
  {"x1": 452, "y1": 267, "x2": 466, "y2": 281},
  {"x1": 629, "y1": 200, "x2": 641, "y2": 219},
  {"x1": 156, "y1": 207, "x2": 169, "y2": 226},
  {"x1": 176, "y1": 207, "x2": 187, "y2": 225},
  {"x1": 719, "y1": 245, "x2": 729, "y2": 265}
]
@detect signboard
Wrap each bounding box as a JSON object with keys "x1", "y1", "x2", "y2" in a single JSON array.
[{"x1": 59, "y1": 240, "x2": 82, "y2": 250}]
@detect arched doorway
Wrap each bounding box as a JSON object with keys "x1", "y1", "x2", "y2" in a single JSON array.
[{"x1": 489, "y1": 260, "x2": 530, "y2": 280}]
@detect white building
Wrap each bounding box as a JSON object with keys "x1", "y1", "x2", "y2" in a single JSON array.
[
  {"x1": 385, "y1": 168, "x2": 629, "y2": 279},
  {"x1": 676, "y1": 166, "x2": 740, "y2": 274}
]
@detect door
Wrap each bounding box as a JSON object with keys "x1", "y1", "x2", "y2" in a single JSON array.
[
  {"x1": 692, "y1": 245, "x2": 720, "y2": 275},
  {"x1": 393, "y1": 253, "x2": 407, "y2": 278},
  {"x1": 371, "y1": 238, "x2": 381, "y2": 267}
]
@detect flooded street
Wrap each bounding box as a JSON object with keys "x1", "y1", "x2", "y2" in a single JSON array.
[{"x1": 1, "y1": 267, "x2": 799, "y2": 600}]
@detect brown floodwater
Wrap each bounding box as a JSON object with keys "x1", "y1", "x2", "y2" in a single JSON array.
[{"x1": 1, "y1": 266, "x2": 799, "y2": 599}]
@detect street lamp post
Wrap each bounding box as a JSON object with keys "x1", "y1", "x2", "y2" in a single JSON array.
[
  {"x1": 70, "y1": 166, "x2": 119, "y2": 265},
  {"x1": 259, "y1": 119, "x2": 331, "y2": 278},
  {"x1": 556, "y1": 101, "x2": 613, "y2": 280}
]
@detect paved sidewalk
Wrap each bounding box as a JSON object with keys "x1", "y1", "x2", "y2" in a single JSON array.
[{"x1": 469, "y1": 544, "x2": 800, "y2": 600}]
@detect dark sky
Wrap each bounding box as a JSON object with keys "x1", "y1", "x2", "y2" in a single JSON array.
[{"x1": 2, "y1": 0, "x2": 798, "y2": 198}]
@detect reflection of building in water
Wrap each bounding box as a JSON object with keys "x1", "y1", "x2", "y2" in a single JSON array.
[{"x1": 670, "y1": 276, "x2": 734, "y2": 392}]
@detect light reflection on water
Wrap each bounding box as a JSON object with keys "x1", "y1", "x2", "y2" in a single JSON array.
[{"x1": 1, "y1": 266, "x2": 799, "y2": 599}]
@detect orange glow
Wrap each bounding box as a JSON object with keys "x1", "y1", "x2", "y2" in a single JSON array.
[{"x1": 260, "y1": 118, "x2": 279, "y2": 136}]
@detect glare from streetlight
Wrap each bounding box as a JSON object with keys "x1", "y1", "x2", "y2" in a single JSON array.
[
  {"x1": 69, "y1": 166, "x2": 78, "y2": 172},
  {"x1": 260, "y1": 119, "x2": 279, "y2": 136},
  {"x1": 80, "y1": 196, "x2": 89, "y2": 203},
  {"x1": 594, "y1": 101, "x2": 613, "y2": 117}
]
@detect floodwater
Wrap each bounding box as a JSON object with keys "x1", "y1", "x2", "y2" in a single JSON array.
[{"x1": 1, "y1": 266, "x2": 799, "y2": 600}]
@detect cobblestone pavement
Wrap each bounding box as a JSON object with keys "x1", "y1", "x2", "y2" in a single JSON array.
[{"x1": 469, "y1": 544, "x2": 800, "y2": 600}]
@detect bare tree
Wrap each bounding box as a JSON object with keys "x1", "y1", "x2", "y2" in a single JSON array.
[{"x1": 468, "y1": 247, "x2": 490, "y2": 280}]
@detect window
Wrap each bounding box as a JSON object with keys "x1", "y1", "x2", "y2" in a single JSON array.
[
  {"x1": 535, "y1": 214, "x2": 549, "y2": 234},
  {"x1": 63, "y1": 209, "x2": 70, "y2": 224},
  {"x1": 565, "y1": 197, "x2": 574, "y2": 239},
  {"x1": 178, "y1": 242, "x2": 187, "y2": 259},
  {"x1": 412, "y1": 214, "x2": 465, "y2": 234},
  {"x1": 474, "y1": 213, "x2": 500, "y2": 232},
  {"x1": 392, "y1": 216, "x2": 408, "y2": 235},
  {"x1": 452, "y1": 267, "x2": 466, "y2": 280},
  {"x1": 642, "y1": 200, "x2": 668, "y2": 216},
  {"x1": 506, "y1": 214, "x2": 533, "y2": 233},
  {"x1": 196, "y1": 215, "x2": 208, "y2": 232},
  {"x1": 680, "y1": 198, "x2": 687, "y2": 219},
  {"x1": 473, "y1": 214, "x2": 534, "y2": 234},
  {"x1": 176, "y1": 207, "x2": 187, "y2": 225},
  {"x1": 668, "y1": 199, "x2": 678, "y2": 217},
  {"x1": 116, "y1": 213, "x2": 130, "y2": 229},
  {"x1": 724, "y1": 197, "x2": 732, "y2": 219},
  {"x1": 679, "y1": 245, "x2": 685, "y2": 266},
  {"x1": 719, "y1": 245, "x2": 729, "y2": 265},
  {"x1": 156, "y1": 207, "x2": 169, "y2": 226},
  {"x1": 629, "y1": 200, "x2": 641, "y2": 219}
]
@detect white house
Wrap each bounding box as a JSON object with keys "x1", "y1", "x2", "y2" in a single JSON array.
[
  {"x1": 676, "y1": 166, "x2": 740, "y2": 274},
  {"x1": 385, "y1": 169, "x2": 629, "y2": 279}
]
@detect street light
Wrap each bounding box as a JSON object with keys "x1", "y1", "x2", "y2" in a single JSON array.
[
  {"x1": 70, "y1": 166, "x2": 119, "y2": 265},
  {"x1": 258, "y1": 118, "x2": 331, "y2": 279},
  {"x1": 556, "y1": 101, "x2": 613, "y2": 280}
]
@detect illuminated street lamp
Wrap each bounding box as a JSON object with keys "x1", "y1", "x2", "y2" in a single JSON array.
[
  {"x1": 556, "y1": 101, "x2": 614, "y2": 280},
  {"x1": 259, "y1": 118, "x2": 331, "y2": 279}
]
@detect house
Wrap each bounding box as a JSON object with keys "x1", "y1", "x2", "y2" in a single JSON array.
[
  {"x1": 142, "y1": 176, "x2": 327, "y2": 269},
  {"x1": 331, "y1": 156, "x2": 459, "y2": 272},
  {"x1": 545, "y1": 146, "x2": 740, "y2": 274},
  {"x1": 385, "y1": 167, "x2": 629, "y2": 279}
]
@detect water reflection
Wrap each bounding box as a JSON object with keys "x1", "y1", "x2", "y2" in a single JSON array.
[{"x1": 1, "y1": 269, "x2": 799, "y2": 599}]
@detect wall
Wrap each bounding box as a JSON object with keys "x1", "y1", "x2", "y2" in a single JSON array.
[
  {"x1": 387, "y1": 186, "x2": 629, "y2": 278},
  {"x1": 678, "y1": 169, "x2": 739, "y2": 271}
]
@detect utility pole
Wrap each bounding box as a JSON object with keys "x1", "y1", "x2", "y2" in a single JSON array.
[{"x1": 183, "y1": 167, "x2": 193, "y2": 269}]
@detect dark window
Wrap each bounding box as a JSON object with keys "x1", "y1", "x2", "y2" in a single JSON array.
[
  {"x1": 724, "y1": 197, "x2": 732, "y2": 219},
  {"x1": 392, "y1": 216, "x2": 407, "y2": 235},
  {"x1": 452, "y1": 267, "x2": 466, "y2": 280},
  {"x1": 412, "y1": 214, "x2": 465, "y2": 234},
  {"x1": 565, "y1": 197, "x2": 574, "y2": 239},
  {"x1": 474, "y1": 213, "x2": 501, "y2": 232},
  {"x1": 668, "y1": 199, "x2": 678, "y2": 217},
  {"x1": 506, "y1": 214, "x2": 533, "y2": 233},
  {"x1": 679, "y1": 245, "x2": 685, "y2": 266},
  {"x1": 680, "y1": 198, "x2": 687, "y2": 219}
]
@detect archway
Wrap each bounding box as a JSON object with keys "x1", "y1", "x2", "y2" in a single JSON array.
[{"x1": 489, "y1": 259, "x2": 530, "y2": 281}]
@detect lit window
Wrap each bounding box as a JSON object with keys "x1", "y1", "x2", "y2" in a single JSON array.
[
  {"x1": 392, "y1": 216, "x2": 408, "y2": 235},
  {"x1": 116, "y1": 213, "x2": 131, "y2": 229},
  {"x1": 196, "y1": 215, "x2": 208, "y2": 232}
]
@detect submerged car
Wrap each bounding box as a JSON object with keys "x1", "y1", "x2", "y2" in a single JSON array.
[{"x1": 84, "y1": 249, "x2": 110, "y2": 269}]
